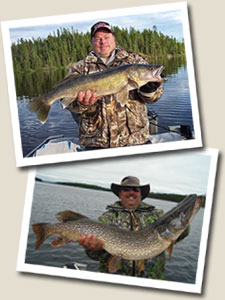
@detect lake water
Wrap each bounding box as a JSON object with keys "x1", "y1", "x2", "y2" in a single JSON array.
[
  {"x1": 25, "y1": 182, "x2": 204, "y2": 284},
  {"x1": 16, "y1": 58, "x2": 194, "y2": 157}
]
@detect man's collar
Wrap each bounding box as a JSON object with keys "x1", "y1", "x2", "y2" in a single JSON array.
[
  {"x1": 106, "y1": 201, "x2": 155, "y2": 211},
  {"x1": 86, "y1": 47, "x2": 129, "y2": 65},
  {"x1": 90, "y1": 49, "x2": 117, "y2": 65}
]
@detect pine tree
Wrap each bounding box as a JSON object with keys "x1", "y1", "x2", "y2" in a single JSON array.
[{"x1": 11, "y1": 26, "x2": 185, "y2": 74}]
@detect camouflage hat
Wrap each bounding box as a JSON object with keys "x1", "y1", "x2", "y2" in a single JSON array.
[
  {"x1": 111, "y1": 176, "x2": 150, "y2": 200},
  {"x1": 91, "y1": 21, "x2": 113, "y2": 38}
]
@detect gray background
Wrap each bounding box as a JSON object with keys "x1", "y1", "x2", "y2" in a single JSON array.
[{"x1": 0, "y1": 0, "x2": 224, "y2": 299}]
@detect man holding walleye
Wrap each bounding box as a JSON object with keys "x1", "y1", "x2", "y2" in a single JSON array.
[{"x1": 64, "y1": 21, "x2": 163, "y2": 150}]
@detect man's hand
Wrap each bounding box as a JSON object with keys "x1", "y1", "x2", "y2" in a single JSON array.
[
  {"x1": 77, "y1": 90, "x2": 99, "y2": 106},
  {"x1": 139, "y1": 82, "x2": 161, "y2": 93},
  {"x1": 78, "y1": 234, "x2": 103, "y2": 251}
]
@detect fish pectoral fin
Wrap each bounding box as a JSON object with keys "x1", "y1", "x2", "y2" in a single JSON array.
[
  {"x1": 107, "y1": 255, "x2": 121, "y2": 273},
  {"x1": 128, "y1": 78, "x2": 139, "y2": 89},
  {"x1": 167, "y1": 242, "x2": 174, "y2": 260},
  {"x1": 56, "y1": 210, "x2": 87, "y2": 223},
  {"x1": 51, "y1": 235, "x2": 73, "y2": 248},
  {"x1": 61, "y1": 97, "x2": 75, "y2": 109},
  {"x1": 114, "y1": 86, "x2": 129, "y2": 107}
]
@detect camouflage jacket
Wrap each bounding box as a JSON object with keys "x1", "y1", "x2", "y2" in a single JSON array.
[
  {"x1": 86, "y1": 201, "x2": 166, "y2": 279},
  {"x1": 65, "y1": 48, "x2": 163, "y2": 148}
]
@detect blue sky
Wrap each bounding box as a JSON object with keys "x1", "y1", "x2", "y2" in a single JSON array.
[
  {"x1": 36, "y1": 151, "x2": 212, "y2": 195},
  {"x1": 9, "y1": 9, "x2": 184, "y2": 44}
]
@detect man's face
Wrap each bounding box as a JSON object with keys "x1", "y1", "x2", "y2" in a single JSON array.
[
  {"x1": 119, "y1": 187, "x2": 142, "y2": 210},
  {"x1": 91, "y1": 29, "x2": 116, "y2": 58}
]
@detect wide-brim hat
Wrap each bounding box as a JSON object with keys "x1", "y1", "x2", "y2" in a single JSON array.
[
  {"x1": 91, "y1": 21, "x2": 113, "y2": 38},
  {"x1": 111, "y1": 176, "x2": 150, "y2": 200}
]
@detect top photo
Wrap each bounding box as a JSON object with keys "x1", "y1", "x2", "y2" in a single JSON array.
[{"x1": 1, "y1": 2, "x2": 202, "y2": 167}]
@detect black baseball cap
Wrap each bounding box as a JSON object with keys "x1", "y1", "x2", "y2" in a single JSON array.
[{"x1": 91, "y1": 21, "x2": 113, "y2": 38}]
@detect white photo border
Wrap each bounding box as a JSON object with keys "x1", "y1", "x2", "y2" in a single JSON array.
[
  {"x1": 16, "y1": 148, "x2": 219, "y2": 293},
  {"x1": 1, "y1": 2, "x2": 202, "y2": 167}
]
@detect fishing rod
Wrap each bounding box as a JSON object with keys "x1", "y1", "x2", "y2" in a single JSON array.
[{"x1": 148, "y1": 110, "x2": 193, "y2": 139}]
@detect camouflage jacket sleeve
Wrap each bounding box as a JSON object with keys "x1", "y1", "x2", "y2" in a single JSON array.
[
  {"x1": 84, "y1": 248, "x2": 108, "y2": 262},
  {"x1": 137, "y1": 84, "x2": 163, "y2": 104}
]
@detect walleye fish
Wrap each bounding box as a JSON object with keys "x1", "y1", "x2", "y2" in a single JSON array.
[
  {"x1": 28, "y1": 64, "x2": 165, "y2": 124},
  {"x1": 32, "y1": 194, "x2": 201, "y2": 273}
]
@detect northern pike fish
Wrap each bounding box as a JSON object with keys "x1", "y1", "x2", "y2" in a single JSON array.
[
  {"x1": 28, "y1": 64, "x2": 165, "y2": 123},
  {"x1": 32, "y1": 194, "x2": 201, "y2": 273}
]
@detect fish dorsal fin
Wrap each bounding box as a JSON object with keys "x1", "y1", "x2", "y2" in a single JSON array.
[
  {"x1": 167, "y1": 242, "x2": 174, "y2": 260},
  {"x1": 56, "y1": 210, "x2": 86, "y2": 223},
  {"x1": 107, "y1": 256, "x2": 121, "y2": 273},
  {"x1": 53, "y1": 73, "x2": 80, "y2": 89}
]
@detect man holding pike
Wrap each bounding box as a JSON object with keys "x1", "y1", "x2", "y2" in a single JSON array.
[
  {"x1": 64, "y1": 21, "x2": 163, "y2": 150},
  {"x1": 78, "y1": 176, "x2": 189, "y2": 278}
]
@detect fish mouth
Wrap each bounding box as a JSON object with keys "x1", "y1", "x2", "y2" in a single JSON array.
[
  {"x1": 180, "y1": 195, "x2": 202, "y2": 224},
  {"x1": 152, "y1": 66, "x2": 167, "y2": 81},
  {"x1": 152, "y1": 65, "x2": 164, "y2": 75},
  {"x1": 153, "y1": 194, "x2": 199, "y2": 233},
  {"x1": 188, "y1": 196, "x2": 202, "y2": 221}
]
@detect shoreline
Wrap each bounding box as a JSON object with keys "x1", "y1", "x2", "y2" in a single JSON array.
[{"x1": 35, "y1": 177, "x2": 205, "y2": 205}]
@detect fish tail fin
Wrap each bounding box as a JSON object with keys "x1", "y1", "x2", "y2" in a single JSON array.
[
  {"x1": 32, "y1": 223, "x2": 49, "y2": 250},
  {"x1": 28, "y1": 96, "x2": 51, "y2": 124}
]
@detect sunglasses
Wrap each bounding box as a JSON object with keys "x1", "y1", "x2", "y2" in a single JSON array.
[{"x1": 121, "y1": 187, "x2": 140, "y2": 192}]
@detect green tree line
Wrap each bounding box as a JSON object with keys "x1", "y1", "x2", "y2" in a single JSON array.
[
  {"x1": 12, "y1": 26, "x2": 185, "y2": 73},
  {"x1": 35, "y1": 177, "x2": 205, "y2": 206}
]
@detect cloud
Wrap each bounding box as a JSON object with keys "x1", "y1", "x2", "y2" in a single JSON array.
[
  {"x1": 37, "y1": 152, "x2": 211, "y2": 195},
  {"x1": 10, "y1": 9, "x2": 184, "y2": 43}
]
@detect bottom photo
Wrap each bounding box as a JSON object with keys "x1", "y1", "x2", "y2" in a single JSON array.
[{"x1": 17, "y1": 148, "x2": 218, "y2": 293}]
